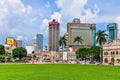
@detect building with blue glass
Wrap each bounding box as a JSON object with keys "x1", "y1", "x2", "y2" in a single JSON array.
[
  {"x1": 36, "y1": 34, "x2": 43, "y2": 50},
  {"x1": 107, "y1": 23, "x2": 117, "y2": 41},
  {"x1": 67, "y1": 18, "x2": 96, "y2": 49}
]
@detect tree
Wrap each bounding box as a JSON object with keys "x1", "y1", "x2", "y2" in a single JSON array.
[
  {"x1": 96, "y1": 30, "x2": 108, "y2": 62},
  {"x1": 0, "y1": 45, "x2": 5, "y2": 54},
  {"x1": 77, "y1": 47, "x2": 90, "y2": 64},
  {"x1": 73, "y1": 36, "x2": 84, "y2": 45},
  {"x1": 74, "y1": 36, "x2": 84, "y2": 61},
  {"x1": 90, "y1": 46, "x2": 100, "y2": 62},
  {"x1": 59, "y1": 35, "x2": 67, "y2": 62},
  {"x1": 59, "y1": 35, "x2": 67, "y2": 49},
  {"x1": 12, "y1": 47, "x2": 27, "y2": 59}
]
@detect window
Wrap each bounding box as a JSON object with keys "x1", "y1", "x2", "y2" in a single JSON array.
[
  {"x1": 104, "y1": 52, "x2": 108, "y2": 55},
  {"x1": 104, "y1": 58, "x2": 108, "y2": 63},
  {"x1": 111, "y1": 52, "x2": 113, "y2": 55},
  {"x1": 113, "y1": 52, "x2": 115, "y2": 55},
  {"x1": 116, "y1": 51, "x2": 118, "y2": 55}
]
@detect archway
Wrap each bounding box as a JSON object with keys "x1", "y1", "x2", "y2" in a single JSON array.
[
  {"x1": 111, "y1": 58, "x2": 115, "y2": 63},
  {"x1": 104, "y1": 58, "x2": 108, "y2": 63}
]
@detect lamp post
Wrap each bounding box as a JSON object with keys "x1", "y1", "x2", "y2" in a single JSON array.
[{"x1": 112, "y1": 54, "x2": 115, "y2": 66}]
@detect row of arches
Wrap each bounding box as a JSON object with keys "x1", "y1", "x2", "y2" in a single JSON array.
[
  {"x1": 104, "y1": 58, "x2": 120, "y2": 63},
  {"x1": 104, "y1": 51, "x2": 119, "y2": 56}
]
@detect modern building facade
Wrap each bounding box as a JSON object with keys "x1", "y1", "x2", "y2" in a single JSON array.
[
  {"x1": 67, "y1": 18, "x2": 96, "y2": 49},
  {"x1": 36, "y1": 34, "x2": 43, "y2": 50},
  {"x1": 107, "y1": 23, "x2": 118, "y2": 41},
  {"x1": 16, "y1": 39, "x2": 22, "y2": 47},
  {"x1": 103, "y1": 39, "x2": 120, "y2": 64},
  {"x1": 31, "y1": 43, "x2": 39, "y2": 54},
  {"x1": 26, "y1": 45, "x2": 34, "y2": 55},
  {"x1": 26, "y1": 43, "x2": 38, "y2": 55},
  {"x1": 48, "y1": 19, "x2": 60, "y2": 51}
]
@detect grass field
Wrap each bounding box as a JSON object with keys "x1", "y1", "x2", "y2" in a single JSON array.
[{"x1": 0, "y1": 64, "x2": 120, "y2": 80}]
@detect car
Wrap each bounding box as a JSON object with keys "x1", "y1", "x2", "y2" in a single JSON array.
[
  {"x1": 89, "y1": 61, "x2": 95, "y2": 64},
  {"x1": 108, "y1": 62, "x2": 114, "y2": 65}
]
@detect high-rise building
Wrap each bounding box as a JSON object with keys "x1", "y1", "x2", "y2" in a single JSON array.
[
  {"x1": 48, "y1": 19, "x2": 60, "y2": 51},
  {"x1": 36, "y1": 34, "x2": 43, "y2": 50},
  {"x1": 107, "y1": 23, "x2": 117, "y2": 41},
  {"x1": 67, "y1": 18, "x2": 96, "y2": 49},
  {"x1": 16, "y1": 39, "x2": 22, "y2": 47}
]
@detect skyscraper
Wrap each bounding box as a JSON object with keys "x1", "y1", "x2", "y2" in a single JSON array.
[
  {"x1": 67, "y1": 18, "x2": 96, "y2": 49},
  {"x1": 36, "y1": 34, "x2": 43, "y2": 50},
  {"x1": 48, "y1": 19, "x2": 60, "y2": 51},
  {"x1": 107, "y1": 23, "x2": 117, "y2": 41}
]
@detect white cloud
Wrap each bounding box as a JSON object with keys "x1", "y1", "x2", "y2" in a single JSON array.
[
  {"x1": 116, "y1": 16, "x2": 120, "y2": 38},
  {"x1": 58, "y1": 0, "x2": 100, "y2": 21},
  {"x1": 55, "y1": 0, "x2": 100, "y2": 35},
  {"x1": 9, "y1": 0, "x2": 32, "y2": 14},
  {"x1": 30, "y1": 17, "x2": 37, "y2": 23},
  {"x1": 33, "y1": 36, "x2": 36, "y2": 40},
  {"x1": 0, "y1": 0, "x2": 37, "y2": 46},
  {"x1": 0, "y1": 0, "x2": 32, "y2": 30},
  {"x1": 51, "y1": 12, "x2": 61, "y2": 22},
  {"x1": 45, "y1": 1, "x2": 50, "y2": 8},
  {"x1": 40, "y1": 19, "x2": 49, "y2": 36},
  {"x1": 17, "y1": 35, "x2": 23, "y2": 40},
  {"x1": 39, "y1": 0, "x2": 100, "y2": 37},
  {"x1": 40, "y1": 12, "x2": 61, "y2": 37}
]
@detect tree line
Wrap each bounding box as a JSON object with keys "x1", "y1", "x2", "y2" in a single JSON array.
[
  {"x1": 0, "y1": 45, "x2": 27, "y2": 62},
  {"x1": 0, "y1": 30, "x2": 108, "y2": 63},
  {"x1": 59, "y1": 30, "x2": 108, "y2": 62}
]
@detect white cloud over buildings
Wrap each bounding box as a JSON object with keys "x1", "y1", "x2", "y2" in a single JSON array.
[
  {"x1": 0, "y1": 0, "x2": 32, "y2": 32},
  {"x1": 0, "y1": 0, "x2": 120, "y2": 45},
  {"x1": 116, "y1": 16, "x2": 120, "y2": 38}
]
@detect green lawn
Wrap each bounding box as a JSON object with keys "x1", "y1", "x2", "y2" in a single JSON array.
[{"x1": 0, "y1": 64, "x2": 120, "y2": 80}]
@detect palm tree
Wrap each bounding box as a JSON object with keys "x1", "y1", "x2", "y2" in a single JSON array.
[
  {"x1": 74, "y1": 36, "x2": 84, "y2": 61},
  {"x1": 59, "y1": 35, "x2": 67, "y2": 62},
  {"x1": 96, "y1": 30, "x2": 108, "y2": 62},
  {"x1": 59, "y1": 35, "x2": 67, "y2": 49},
  {"x1": 73, "y1": 36, "x2": 84, "y2": 45}
]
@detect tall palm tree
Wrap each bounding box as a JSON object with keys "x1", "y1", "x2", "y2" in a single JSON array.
[
  {"x1": 74, "y1": 36, "x2": 84, "y2": 61},
  {"x1": 59, "y1": 35, "x2": 67, "y2": 62},
  {"x1": 73, "y1": 36, "x2": 84, "y2": 45},
  {"x1": 96, "y1": 30, "x2": 108, "y2": 62},
  {"x1": 59, "y1": 35, "x2": 67, "y2": 49}
]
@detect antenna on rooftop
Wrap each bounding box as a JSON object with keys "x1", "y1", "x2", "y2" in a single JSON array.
[
  {"x1": 84, "y1": 16, "x2": 87, "y2": 26},
  {"x1": 56, "y1": 14, "x2": 59, "y2": 22}
]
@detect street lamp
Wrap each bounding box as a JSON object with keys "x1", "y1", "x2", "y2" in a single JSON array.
[{"x1": 112, "y1": 53, "x2": 115, "y2": 66}]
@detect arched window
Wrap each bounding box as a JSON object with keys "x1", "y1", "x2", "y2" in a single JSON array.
[
  {"x1": 104, "y1": 52, "x2": 108, "y2": 55},
  {"x1": 104, "y1": 58, "x2": 108, "y2": 63},
  {"x1": 111, "y1": 52, "x2": 113, "y2": 55},
  {"x1": 116, "y1": 51, "x2": 118, "y2": 55},
  {"x1": 111, "y1": 58, "x2": 115, "y2": 63},
  {"x1": 113, "y1": 51, "x2": 115, "y2": 55},
  {"x1": 119, "y1": 52, "x2": 120, "y2": 55}
]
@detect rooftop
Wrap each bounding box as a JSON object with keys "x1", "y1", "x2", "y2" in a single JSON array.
[{"x1": 49, "y1": 19, "x2": 60, "y2": 25}]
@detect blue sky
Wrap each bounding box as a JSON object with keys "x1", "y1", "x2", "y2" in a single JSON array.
[{"x1": 0, "y1": 0, "x2": 120, "y2": 48}]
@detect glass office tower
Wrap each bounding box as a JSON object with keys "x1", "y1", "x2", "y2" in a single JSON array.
[
  {"x1": 107, "y1": 23, "x2": 117, "y2": 41},
  {"x1": 67, "y1": 18, "x2": 96, "y2": 49},
  {"x1": 36, "y1": 34, "x2": 43, "y2": 50}
]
